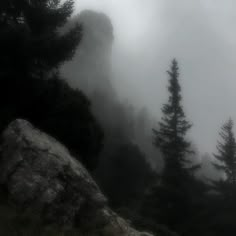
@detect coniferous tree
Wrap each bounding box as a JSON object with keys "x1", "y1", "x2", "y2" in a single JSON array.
[
  {"x1": 0, "y1": 0, "x2": 82, "y2": 79},
  {"x1": 207, "y1": 119, "x2": 236, "y2": 234},
  {"x1": 213, "y1": 119, "x2": 236, "y2": 184},
  {"x1": 153, "y1": 59, "x2": 193, "y2": 184},
  {"x1": 0, "y1": 0, "x2": 103, "y2": 170},
  {"x1": 144, "y1": 59, "x2": 203, "y2": 232},
  {"x1": 0, "y1": 0, "x2": 82, "y2": 122}
]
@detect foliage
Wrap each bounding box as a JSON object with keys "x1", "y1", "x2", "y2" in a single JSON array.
[
  {"x1": 97, "y1": 143, "x2": 155, "y2": 208},
  {"x1": 0, "y1": 0, "x2": 82, "y2": 77},
  {"x1": 153, "y1": 59, "x2": 194, "y2": 181},
  {"x1": 145, "y1": 59, "x2": 204, "y2": 232},
  {"x1": 3, "y1": 1, "x2": 236, "y2": 235},
  {"x1": 213, "y1": 118, "x2": 236, "y2": 184},
  {"x1": 0, "y1": 0, "x2": 103, "y2": 169}
]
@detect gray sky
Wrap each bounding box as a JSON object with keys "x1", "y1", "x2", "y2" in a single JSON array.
[{"x1": 74, "y1": 0, "x2": 236, "y2": 155}]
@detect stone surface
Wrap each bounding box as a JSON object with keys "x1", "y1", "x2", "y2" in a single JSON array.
[{"x1": 0, "y1": 119, "x2": 154, "y2": 236}]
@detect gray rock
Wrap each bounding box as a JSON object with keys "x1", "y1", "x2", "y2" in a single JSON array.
[
  {"x1": 0, "y1": 119, "x2": 106, "y2": 225},
  {"x1": 0, "y1": 119, "x2": 154, "y2": 235}
]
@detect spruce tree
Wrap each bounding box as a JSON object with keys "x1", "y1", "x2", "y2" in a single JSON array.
[
  {"x1": 153, "y1": 59, "x2": 193, "y2": 184},
  {"x1": 0, "y1": 0, "x2": 82, "y2": 79},
  {"x1": 213, "y1": 118, "x2": 236, "y2": 184},
  {"x1": 147, "y1": 59, "x2": 201, "y2": 231},
  {"x1": 0, "y1": 0, "x2": 82, "y2": 129}
]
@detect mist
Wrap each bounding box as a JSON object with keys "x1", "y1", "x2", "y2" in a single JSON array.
[
  {"x1": 66, "y1": 0, "x2": 236, "y2": 157},
  {"x1": 3, "y1": 1, "x2": 236, "y2": 235}
]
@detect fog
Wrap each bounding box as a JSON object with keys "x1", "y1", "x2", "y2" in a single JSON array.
[
  {"x1": 70, "y1": 0, "x2": 236, "y2": 156},
  {"x1": 3, "y1": 1, "x2": 236, "y2": 234}
]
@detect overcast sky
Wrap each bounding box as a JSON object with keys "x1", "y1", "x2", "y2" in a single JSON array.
[{"x1": 73, "y1": 0, "x2": 236, "y2": 155}]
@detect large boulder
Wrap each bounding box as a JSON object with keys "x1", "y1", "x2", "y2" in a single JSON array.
[{"x1": 0, "y1": 119, "x2": 154, "y2": 236}]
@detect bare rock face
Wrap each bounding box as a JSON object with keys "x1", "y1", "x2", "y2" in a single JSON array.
[
  {"x1": 62, "y1": 10, "x2": 114, "y2": 97},
  {"x1": 0, "y1": 119, "x2": 154, "y2": 236},
  {"x1": 0, "y1": 119, "x2": 106, "y2": 226}
]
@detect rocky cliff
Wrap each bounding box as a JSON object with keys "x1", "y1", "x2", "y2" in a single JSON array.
[
  {"x1": 62, "y1": 10, "x2": 115, "y2": 97},
  {"x1": 0, "y1": 119, "x2": 154, "y2": 236}
]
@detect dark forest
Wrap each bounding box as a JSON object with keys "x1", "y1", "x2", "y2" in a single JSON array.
[{"x1": 0, "y1": 1, "x2": 235, "y2": 236}]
